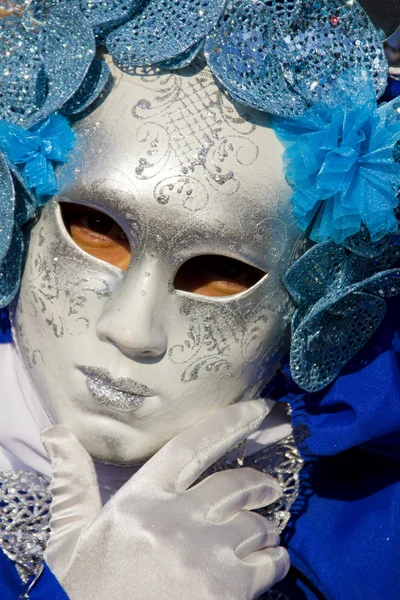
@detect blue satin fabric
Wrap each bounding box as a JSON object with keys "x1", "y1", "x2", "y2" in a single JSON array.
[
  {"x1": 381, "y1": 77, "x2": 400, "y2": 103},
  {"x1": 0, "y1": 550, "x2": 68, "y2": 600},
  {"x1": 0, "y1": 309, "x2": 11, "y2": 343},
  {"x1": 271, "y1": 292, "x2": 400, "y2": 600}
]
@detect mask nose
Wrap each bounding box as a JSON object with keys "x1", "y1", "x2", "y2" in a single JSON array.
[{"x1": 96, "y1": 265, "x2": 168, "y2": 360}]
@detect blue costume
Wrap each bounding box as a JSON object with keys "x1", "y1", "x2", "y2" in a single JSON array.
[
  {"x1": 2, "y1": 295, "x2": 400, "y2": 600},
  {"x1": 0, "y1": 1, "x2": 400, "y2": 599}
]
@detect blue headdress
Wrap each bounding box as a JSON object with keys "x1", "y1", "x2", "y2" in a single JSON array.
[{"x1": 1, "y1": 0, "x2": 400, "y2": 392}]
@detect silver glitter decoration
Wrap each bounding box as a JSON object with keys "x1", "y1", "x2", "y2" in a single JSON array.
[
  {"x1": 245, "y1": 436, "x2": 303, "y2": 533},
  {"x1": 79, "y1": 366, "x2": 153, "y2": 412},
  {"x1": 0, "y1": 471, "x2": 51, "y2": 583},
  {"x1": 199, "y1": 434, "x2": 303, "y2": 534}
]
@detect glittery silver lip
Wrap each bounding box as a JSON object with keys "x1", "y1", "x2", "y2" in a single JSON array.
[{"x1": 78, "y1": 366, "x2": 154, "y2": 412}]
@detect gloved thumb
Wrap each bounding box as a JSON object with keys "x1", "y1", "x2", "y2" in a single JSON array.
[{"x1": 41, "y1": 424, "x2": 102, "y2": 577}]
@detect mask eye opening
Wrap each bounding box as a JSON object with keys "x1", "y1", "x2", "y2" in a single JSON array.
[
  {"x1": 59, "y1": 202, "x2": 131, "y2": 271},
  {"x1": 173, "y1": 254, "x2": 267, "y2": 298}
]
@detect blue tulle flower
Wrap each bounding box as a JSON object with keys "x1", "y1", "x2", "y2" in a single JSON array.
[
  {"x1": 274, "y1": 73, "x2": 400, "y2": 244},
  {"x1": 0, "y1": 114, "x2": 75, "y2": 202},
  {"x1": 0, "y1": 114, "x2": 75, "y2": 308}
]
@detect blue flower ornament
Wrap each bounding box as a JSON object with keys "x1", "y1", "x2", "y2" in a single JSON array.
[
  {"x1": 0, "y1": 114, "x2": 75, "y2": 308},
  {"x1": 274, "y1": 73, "x2": 400, "y2": 245},
  {"x1": 0, "y1": 115, "x2": 75, "y2": 203}
]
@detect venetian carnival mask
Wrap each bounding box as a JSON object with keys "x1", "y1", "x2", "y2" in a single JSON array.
[{"x1": 12, "y1": 61, "x2": 303, "y2": 465}]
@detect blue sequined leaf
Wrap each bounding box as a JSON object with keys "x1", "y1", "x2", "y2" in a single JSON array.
[
  {"x1": 80, "y1": 0, "x2": 145, "y2": 27},
  {"x1": 290, "y1": 290, "x2": 387, "y2": 392},
  {"x1": 158, "y1": 40, "x2": 205, "y2": 70},
  {"x1": 0, "y1": 154, "x2": 15, "y2": 263},
  {"x1": 283, "y1": 241, "x2": 349, "y2": 306},
  {"x1": 25, "y1": 1, "x2": 96, "y2": 127},
  {"x1": 285, "y1": 234, "x2": 400, "y2": 391},
  {"x1": 205, "y1": 0, "x2": 388, "y2": 117},
  {"x1": 0, "y1": 16, "x2": 46, "y2": 125},
  {"x1": 62, "y1": 59, "x2": 111, "y2": 116},
  {"x1": 106, "y1": 0, "x2": 226, "y2": 66}
]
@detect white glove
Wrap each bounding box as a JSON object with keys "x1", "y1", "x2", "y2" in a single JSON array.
[{"x1": 41, "y1": 399, "x2": 290, "y2": 600}]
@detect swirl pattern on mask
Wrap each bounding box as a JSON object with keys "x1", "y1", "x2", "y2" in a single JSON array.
[{"x1": 128, "y1": 66, "x2": 260, "y2": 202}]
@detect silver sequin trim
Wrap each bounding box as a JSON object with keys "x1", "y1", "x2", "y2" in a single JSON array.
[
  {"x1": 245, "y1": 435, "x2": 303, "y2": 533},
  {"x1": 0, "y1": 471, "x2": 51, "y2": 583},
  {"x1": 204, "y1": 434, "x2": 303, "y2": 534}
]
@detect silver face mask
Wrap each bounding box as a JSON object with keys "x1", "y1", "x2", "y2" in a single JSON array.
[{"x1": 13, "y1": 61, "x2": 304, "y2": 465}]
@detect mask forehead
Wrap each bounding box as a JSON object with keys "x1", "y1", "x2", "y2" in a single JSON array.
[{"x1": 59, "y1": 61, "x2": 299, "y2": 274}]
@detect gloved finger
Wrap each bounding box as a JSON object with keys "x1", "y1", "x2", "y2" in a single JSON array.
[
  {"x1": 41, "y1": 424, "x2": 102, "y2": 574},
  {"x1": 228, "y1": 511, "x2": 280, "y2": 558},
  {"x1": 134, "y1": 399, "x2": 270, "y2": 493},
  {"x1": 189, "y1": 468, "x2": 282, "y2": 522},
  {"x1": 243, "y1": 546, "x2": 290, "y2": 598}
]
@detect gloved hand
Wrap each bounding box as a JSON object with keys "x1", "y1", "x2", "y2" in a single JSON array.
[{"x1": 41, "y1": 399, "x2": 289, "y2": 600}]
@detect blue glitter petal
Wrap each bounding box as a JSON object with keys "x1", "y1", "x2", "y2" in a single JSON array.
[
  {"x1": 205, "y1": 0, "x2": 388, "y2": 117},
  {"x1": 26, "y1": 2, "x2": 96, "y2": 127},
  {"x1": 158, "y1": 40, "x2": 204, "y2": 70},
  {"x1": 80, "y1": 0, "x2": 145, "y2": 27},
  {"x1": 284, "y1": 237, "x2": 400, "y2": 392},
  {"x1": 0, "y1": 153, "x2": 15, "y2": 263},
  {"x1": 106, "y1": 0, "x2": 226, "y2": 66},
  {"x1": 284, "y1": 242, "x2": 348, "y2": 306},
  {"x1": 290, "y1": 290, "x2": 389, "y2": 392},
  {"x1": 62, "y1": 59, "x2": 111, "y2": 116},
  {"x1": 0, "y1": 16, "x2": 46, "y2": 125}
]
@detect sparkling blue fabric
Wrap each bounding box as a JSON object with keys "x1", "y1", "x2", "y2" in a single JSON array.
[
  {"x1": 0, "y1": 549, "x2": 69, "y2": 599},
  {"x1": 27, "y1": 1, "x2": 96, "y2": 127},
  {"x1": 62, "y1": 59, "x2": 112, "y2": 117},
  {"x1": 270, "y1": 291, "x2": 400, "y2": 600},
  {"x1": 274, "y1": 72, "x2": 400, "y2": 244},
  {"x1": 283, "y1": 236, "x2": 400, "y2": 392},
  {"x1": 106, "y1": 0, "x2": 226, "y2": 67},
  {"x1": 0, "y1": 153, "x2": 15, "y2": 264},
  {"x1": 205, "y1": 0, "x2": 387, "y2": 117},
  {"x1": 0, "y1": 1, "x2": 97, "y2": 128},
  {"x1": 0, "y1": 114, "x2": 75, "y2": 201},
  {"x1": 80, "y1": 0, "x2": 145, "y2": 28},
  {"x1": 95, "y1": 0, "x2": 388, "y2": 118}
]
